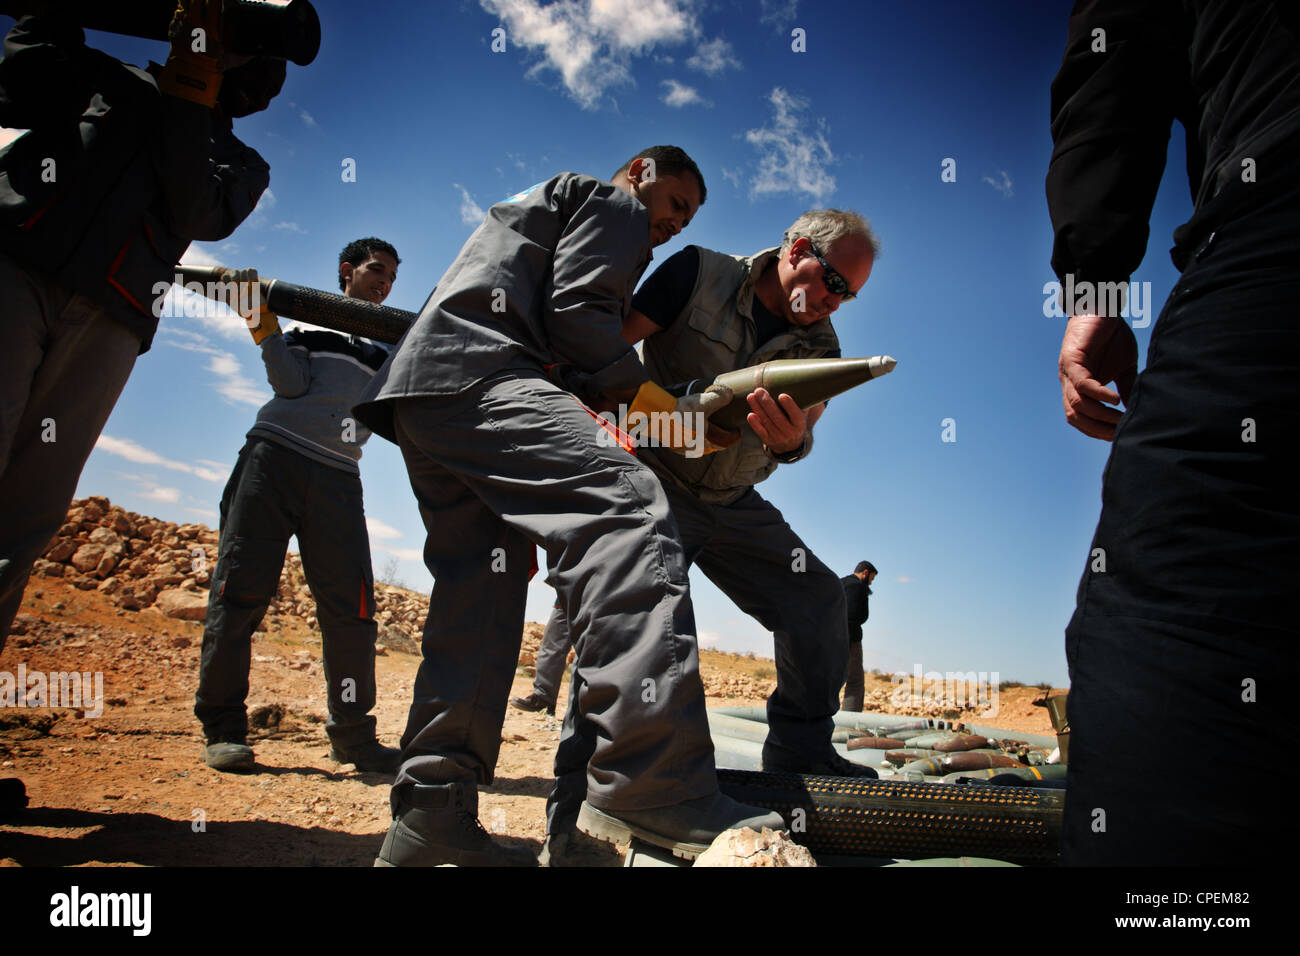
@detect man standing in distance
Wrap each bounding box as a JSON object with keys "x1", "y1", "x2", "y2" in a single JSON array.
[
  {"x1": 840, "y1": 560, "x2": 876, "y2": 712},
  {"x1": 354, "y1": 147, "x2": 783, "y2": 867}
]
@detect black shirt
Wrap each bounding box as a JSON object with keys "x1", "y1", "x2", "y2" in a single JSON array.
[
  {"x1": 1047, "y1": 0, "x2": 1300, "y2": 282},
  {"x1": 632, "y1": 246, "x2": 842, "y2": 356}
]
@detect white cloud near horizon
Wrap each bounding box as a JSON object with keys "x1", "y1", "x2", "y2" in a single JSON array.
[
  {"x1": 982, "y1": 170, "x2": 1014, "y2": 198},
  {"x1": 454, "y1": 184, "x2": 487, "y2": 225},
  {"x1": 366, "y1": 517, "x2": 404, "y2": 540},
  {"x1": 685, "y1": 37, "x2": 740, "y2": 75},
  {"x1": 139, "y1": 486, "x2": 182, "y2": 503},
  {"x1": 661, "y1": 79, "x2": 708, "y2": 108},
  {"x1": 375, "y1": 544, "x2": 424, "y2": 563},
  {"x1": 741, "y1": 87, "x2": 837, "y2": 201},
  {"x1": 480, "y1": 0, "x2": 699, "y2": 109},
  {"x1": 96, "y1": 435, "x2": 228, "y2": 484}
]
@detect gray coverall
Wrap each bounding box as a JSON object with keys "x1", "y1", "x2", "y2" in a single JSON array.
[
  {"x1": 545, "y1": 244, "x2": 849, "y2": 833},
  {"x1": 352, "y1": 173, "x2": 719, "y2": 815}
]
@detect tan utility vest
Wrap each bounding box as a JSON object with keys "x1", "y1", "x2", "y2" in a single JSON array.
[{"x1": 641, "y1": 245, "x2": 839, "y2": 504}]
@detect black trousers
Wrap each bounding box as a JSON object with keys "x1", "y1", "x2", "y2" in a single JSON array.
[
  {"x1": 1062, "y1": 188, "x2": 1299, "y2": 865},
  {"x1": 195, "y1": 438, "x2": 379, "y2": 748}
]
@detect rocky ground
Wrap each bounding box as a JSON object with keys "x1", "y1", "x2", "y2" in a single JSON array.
[{"x1": 0, "y1": 497, "x2": 1055, "y2": 867}]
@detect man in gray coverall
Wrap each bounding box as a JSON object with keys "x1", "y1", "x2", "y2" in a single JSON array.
[
  {"x1": 540, "y1": 209, "x2": 879, "y2": 862},
  {"x1": 353, "y1": 146, "x2": 784, "y2": 866}
]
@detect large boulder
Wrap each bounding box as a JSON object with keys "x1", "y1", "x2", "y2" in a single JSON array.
[{"x1": 155, "y1": 588, "x2": 208, "y2": 621}]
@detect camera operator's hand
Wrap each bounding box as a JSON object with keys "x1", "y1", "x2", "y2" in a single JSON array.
[{"x1": 158, "y1": 0, "x2": 226, "y2": 108}]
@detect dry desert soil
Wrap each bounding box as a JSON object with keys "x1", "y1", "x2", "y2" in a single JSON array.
[{"x1": 0, "y1": 499, "x2": 1055, "y2": 867}]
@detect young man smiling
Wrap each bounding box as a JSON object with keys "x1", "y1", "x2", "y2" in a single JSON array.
[{"x1": 196, "y1": 238, "x2": 401, "y2": 776}]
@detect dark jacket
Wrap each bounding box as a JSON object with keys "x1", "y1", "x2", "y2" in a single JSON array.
[
  {"x1": 354, "y1": 172, "x2": 652, "y2": 441},
  {"x1": 841, "y1": 573, "x2": 870, "y2": 643},
  {"x1": 1047, "y1": 0, "x2": 1300, "y2": 283},
  {"x1": 0, "y1": 16, "x2": 270, "y2": 352}
]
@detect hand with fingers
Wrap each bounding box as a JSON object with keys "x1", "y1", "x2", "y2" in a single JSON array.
[
  {"x1": 159, "y1": 0, "x2": 229, "y2": 108},
  {"x1": 1058, "y1": 312, "x2": 1138, "y2": 441},
  {"x1": 219, "y1": 267, "x2": 280, "y2": 344},
  {"x1": 746, "y1": 387, "x2": 808, "y2": 456}
]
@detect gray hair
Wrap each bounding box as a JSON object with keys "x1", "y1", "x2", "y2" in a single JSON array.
[{"x1": 781, "y1": 209, "x2": 880, "y2": 259}]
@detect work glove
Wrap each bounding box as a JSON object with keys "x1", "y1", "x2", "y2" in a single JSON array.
[
  {"x1": 628, "y1": 381, "x2": 740, "y2": 457},
  {"x1": 219, "y1": 267, "x2": 280, "y2": 344},
  {"x1": 158, "y1": 0, "x2": 226, "y2": 108}
]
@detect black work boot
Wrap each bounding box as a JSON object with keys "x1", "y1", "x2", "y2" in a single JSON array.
[
  {"x1": 329, "y1": 739, "x2": 402, "y2": 773},
  {"x1": 204, "y1": 739, "x2": 255, "y2": 773},
  {"x1": 509, "y1": 693, "x2": 556, "y2": 716},
  {"x1": 374, "y1": 782, "x2": 538, "y2": 867},
  {"x1": 537, "y1": 826, "x2": 622, "y2": 867},
  {"x1": 761, "y1": 747, "x2": 879, "y2": 779},
  {"x1": 577, "y1": 790, "x2": 786, "y2": 861}
]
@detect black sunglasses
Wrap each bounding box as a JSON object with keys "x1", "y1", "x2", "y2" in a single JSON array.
[{"x1": 807, "y1": 240, "x2": 858, "y2": 301}]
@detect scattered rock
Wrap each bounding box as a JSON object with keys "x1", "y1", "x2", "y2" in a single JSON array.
[{"x1": 694, "y1": 827, "x2": 817, "y2": 868}]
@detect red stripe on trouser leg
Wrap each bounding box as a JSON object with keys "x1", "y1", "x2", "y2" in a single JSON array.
[{"x1": 570, "y1": 395, "x2": 637, "y2": 455}]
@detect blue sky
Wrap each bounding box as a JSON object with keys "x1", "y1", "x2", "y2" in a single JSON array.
[{"x1": 3, "y1": 1, "x2": 1197, "y2": 685}]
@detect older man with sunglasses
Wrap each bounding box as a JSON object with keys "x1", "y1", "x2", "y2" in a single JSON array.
[{"x1": 540, "y1": 209, "x2": 879, "y2": 864}]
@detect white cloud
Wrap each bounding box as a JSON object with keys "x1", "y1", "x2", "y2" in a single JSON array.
[
  {"x1": 273, "y1": 221, "x2": 306, "y2": 234},
  {"x1": 375, "y1": 545, "x2": 424, "y2": 562},
  {"x1": 239, "y1": 188, "x2": 278, "y2": 230},
  {"x1": 896, "y1": 575, "x2": 915, "y2": 584},
  {"x1": 741, "y1": 87, "x2": 836, "y2": 201},
  {"x1": 760, "y1": 0, "x2": 800, "y2": 30},
  {"x1": 180, "y1": 244, "x2": 225, "y2": 269},
  {"x1": 299, "y1": 109, "x2": 317, "y2": 128},
  {"x1": 186, "y1": 507, "x2": 220, "y2": 521},
  {"x1": 697, "y1": 629, "x2": 721, "y2": 650},
  {"x1": 661, "y1": 79, "x2": 709, "y2": 108},
  {"x1": 139, "y1": 486, "x2": 182, "y2": 503},
  {"x1": 481, "y1": 0, "x2": 697, "y2": 109},
  {"x1": 95, "y1": 435, "x2": 228, "y2": 483},
  {"x1": 686, "y1": 37, "x2": 739, "y2": 75},
  {"x1": 366, "y1": 517, "x2": 404, "y2": 540},
  {"x1": 207, "y1": 353, "x2": 269, "y2": 407},
  {"x1": 454, "y1": 184, "x2": 486, "y2": 225},
  {"x1": 982, "y1": 170, "x2": 1014, "y2": 198}
]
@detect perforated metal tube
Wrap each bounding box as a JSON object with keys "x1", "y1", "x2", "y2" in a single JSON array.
[{"x1": 718, "y1": 769, "x2": 1063, "y2": 865}]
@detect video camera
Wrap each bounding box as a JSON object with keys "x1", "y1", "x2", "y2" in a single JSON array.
[{"x1": 0, "y1": 0, "x2": 322, "y2": 66}]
